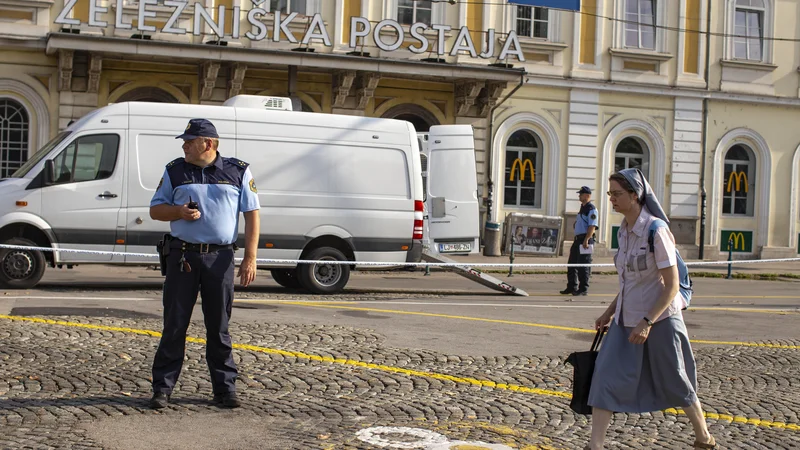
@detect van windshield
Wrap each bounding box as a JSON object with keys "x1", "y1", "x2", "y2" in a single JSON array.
[{"x1": 9, "y1": 131, "x2": 72, "y2": 178}]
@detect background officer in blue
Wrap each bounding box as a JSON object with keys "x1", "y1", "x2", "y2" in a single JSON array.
[
  {"x1": 148, "y1": 118, "x2": 260, "y2": 409},
  {"x1": 561, "y1": 186, "x2": 598, "y2": 296}
]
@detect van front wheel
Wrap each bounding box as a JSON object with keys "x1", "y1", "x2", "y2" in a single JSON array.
[
  {"x1": 0, "y1": 237, "x2": 46, "y2": 289},
  {"x1": 297, "y1": 247, "x2": 350, "y2": 295}
]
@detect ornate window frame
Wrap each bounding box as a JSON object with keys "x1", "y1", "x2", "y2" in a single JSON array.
[
  {"x1": 608, "y1": 0, "x2": 672, "y2": 85},
  {"x1": 491, "y1": 112, "x2": 561, "y2": 220},
  {"x1": 598, "y1": 119, "x2": 666, "y2": 244},
  {"x1": 710, "y1": 128, "x2": 771, "y2": 250},
  {"x1": 506, "y1": 4, "x2": 561, "y2": 43},
  {"x1": 0, "y1": 79, "x2": 50, "y2": 160},
  {"x1": 789, "y1": 144, "x2": 800, "y2": 251},
  {"x1": 612, "y1": 0, "x2": 668, "y2": 53},
  {"x1": 724, "y1": 0, "x2": 774, "y2": 64}
]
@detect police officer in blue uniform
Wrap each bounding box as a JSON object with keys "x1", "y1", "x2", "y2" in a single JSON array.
[
  {"x1": 149, "y1": 118, "x2": 261, "y2": 409},
  {"x1": 561, "y1": 186, "x2": 598, "y2": 296}
]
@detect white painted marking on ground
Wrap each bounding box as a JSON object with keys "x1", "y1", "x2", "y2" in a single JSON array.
[{"x1": 355, "y1": 426, "x2": 448, "y2": 449}]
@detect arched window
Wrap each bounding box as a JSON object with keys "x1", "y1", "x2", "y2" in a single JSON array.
[
  {"x1": 0, "y1": 99, "x2": 29, "y2": 178},
  {"x1": 504, "y1": 129, "x2": 543, "y2": 208},
  {"x1": 381, "y1": 104, "x2": 440, "y2": 132},
  {"x1": 614, "y1": 136, "x2": 650, "y2": 179},
  {"x1": 723, "y1": 144, "x2": 756, "y2": 216},
  {"x1": 116, "y1": 87, "x2": 179, "y2": 103}
]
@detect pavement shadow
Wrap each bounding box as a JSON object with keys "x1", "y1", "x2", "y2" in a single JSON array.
[
  {"x1": 0, "y1": 394, "x2": 221, "y2": 412},
  {"x1": 30, "y1": 282, "x2": 488, "y2": 297}
]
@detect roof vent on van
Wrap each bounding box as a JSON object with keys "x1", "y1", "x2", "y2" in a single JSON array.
[{"x1": 222, "y1": 95, "x2": 293, "y2": 111}]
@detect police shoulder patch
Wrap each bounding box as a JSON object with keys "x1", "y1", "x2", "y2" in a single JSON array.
[
  {"x1": 249, "y1": 178, "x2": 257, "y2": 193},
  {"x1": 225, "y1": 157, "x2": 250, "y2": 170},
  {"x1": 157, "y1": 177, "x2": 163, "y2": 190},
  {"x1": 590, "y1": 213, "x2": 597, "y2": 220},
  {"x1": 166, "y1": 157, "x2": 183, "y2": 168}
]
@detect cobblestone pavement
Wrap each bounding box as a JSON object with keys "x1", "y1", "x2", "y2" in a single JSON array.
[{"x1": 1, "y1": 313, "x2": 799, "y2": 449}]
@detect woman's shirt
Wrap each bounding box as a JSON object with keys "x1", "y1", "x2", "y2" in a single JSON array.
[{"x1": 614, "y1": 207, "x2": 684, "y2": 327}]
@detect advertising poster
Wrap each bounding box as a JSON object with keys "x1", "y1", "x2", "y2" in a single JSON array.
[{"x1": 508, "y1": 224, "x2": 560, "y2": 255}]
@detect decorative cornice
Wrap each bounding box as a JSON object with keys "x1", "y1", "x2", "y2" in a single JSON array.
[
  {"x1": 332, "y1": 70, "x2": 356, "y2": 108},
  {"x1": 355, "y1": 72, "x2": 380, "y2": 110},
  {"x1": 87, "y1": 53, "x2": 102, "y2": 94},
  {"x1": 58, "y1": 49, "x2": 73, "y2": 92},
  {"x1": 454, "y1": 80, "x2": 484, "y2": 117},
  {"x1": 228, "y1": 63, "x2": 247, "y2": 98},
  {"x1": 200, "y1": 61, "x2": 220, "y2": 101},
  {"x1": 478, "y1": 81, "x2": 507, "y2": 117}
]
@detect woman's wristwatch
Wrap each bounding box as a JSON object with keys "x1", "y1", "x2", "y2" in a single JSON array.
[{"x1": 643, "y1": 317, "x2": 654, "y2": 327}]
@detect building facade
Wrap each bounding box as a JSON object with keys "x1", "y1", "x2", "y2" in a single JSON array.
[{"x1": 0, "y1": 0, "x2": 798, "y2": 260}]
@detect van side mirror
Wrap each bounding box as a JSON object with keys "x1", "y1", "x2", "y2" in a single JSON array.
[{"x1": 43, "y1": 160, "x2": 55, "y2": 185}]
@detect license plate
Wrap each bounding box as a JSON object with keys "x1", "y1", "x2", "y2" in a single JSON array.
[{"x1": 439, "y1": 243, "x2": 471, "y2": 253}]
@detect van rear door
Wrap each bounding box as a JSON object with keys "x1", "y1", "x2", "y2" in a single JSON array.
[{"x1": 426, "y1": 125, "x2": 480, "y2": 254}]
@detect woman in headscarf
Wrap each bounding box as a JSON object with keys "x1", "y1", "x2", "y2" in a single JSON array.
[{"x1": 585, "y1": 168, "x2": 716, "y2": 449}]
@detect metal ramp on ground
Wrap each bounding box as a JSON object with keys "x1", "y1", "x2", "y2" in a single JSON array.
[{"x1": 422, "y1": 250, "x2": 528, "y2": 297}]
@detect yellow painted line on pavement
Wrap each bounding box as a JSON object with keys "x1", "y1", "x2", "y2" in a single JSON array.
[
  {"x1": 520, "y1": 292, "x2": 800, "y2": 300},
  {"x1": 0, "y1": 314, "x2": 798, "y2": 433},
  {"x1": 689, "y1": 307, "x2": 799, "y2": 315},
  {"x1": 248, "y1": 301, "x2": 800, "y2": 350},
  {"x1": 242, "y1": 299, "x2": 800, "y2": 316}
]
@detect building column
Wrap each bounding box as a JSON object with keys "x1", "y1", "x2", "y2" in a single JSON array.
[
  {"x1": 564, "y1": 89, "x2": 599, "y2": 250},
  {"x1": 670, "y1": 98, "x2": 703, "y2": 257}
]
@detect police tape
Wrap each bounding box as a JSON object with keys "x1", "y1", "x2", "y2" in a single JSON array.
[{"x1": 0, "y1": 243, "x2": 799, "y2": 269}]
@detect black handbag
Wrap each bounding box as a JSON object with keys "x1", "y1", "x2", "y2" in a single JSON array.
[{"x1": 565, "y1": 327, "x2": 607, "y2": 415}]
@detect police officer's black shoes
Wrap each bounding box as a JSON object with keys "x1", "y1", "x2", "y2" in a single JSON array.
[
  {"x1": 573, "y1": 290, "x2": 588, "y2": 296},
  {"x1": 560, "y1": 288, "x2": 574, "y2": 295},
  {"x1": 213, "y1": 392, "x2": 241, "y2": 408},
  {"x1": 149, "y1": 392, "x2": 169, "y2": 409}
]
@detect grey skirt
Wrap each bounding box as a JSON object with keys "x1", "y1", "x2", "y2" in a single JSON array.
[{"x1": 587, "y1": 314, "x2": 698, "y2": 413}]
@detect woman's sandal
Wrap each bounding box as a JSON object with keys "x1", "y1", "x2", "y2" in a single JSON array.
[{"x1": 694, "y1": 436, "x2": 717, "y2": 449}]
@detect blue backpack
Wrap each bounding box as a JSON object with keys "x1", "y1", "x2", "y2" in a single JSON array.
[{"x1": 648, "y1": 219, "x2": 693, "y2": 309}]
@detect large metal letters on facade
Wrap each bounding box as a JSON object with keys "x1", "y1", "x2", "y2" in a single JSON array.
[{"x1": 54, "y1": 0, "x2": 526, "y2": 61}]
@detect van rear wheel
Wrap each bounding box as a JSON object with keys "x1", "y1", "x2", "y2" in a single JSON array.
[
  {"x1": 270, "y1": 269, "x2": 301, "y2": 289},
  {"x1": 0, "y1": 237, "x2": 46, "y2": 289},
  {"x1": 297, "y1": 247, "x2": 350, "y2": 295}
]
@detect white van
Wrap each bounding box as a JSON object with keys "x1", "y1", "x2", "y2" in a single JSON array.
[{"x1": 0, "y1": 96, "x2": 478, "y2": 294}]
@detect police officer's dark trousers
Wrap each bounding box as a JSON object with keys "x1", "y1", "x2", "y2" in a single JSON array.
[
  {"x1": 566, "y1": 234, "x2": 592, "y2": 293},
  {"x1": 152, "y1": 248, "x2": 237, "y2": 395}
]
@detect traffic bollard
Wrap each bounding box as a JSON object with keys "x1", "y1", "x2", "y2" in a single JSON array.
[
  {"x1": 508, "y1": 243, "x2": 515, "y2": 277},
  {"x1": 726, "y1": 237, "x2": 733, "y2": 279}
]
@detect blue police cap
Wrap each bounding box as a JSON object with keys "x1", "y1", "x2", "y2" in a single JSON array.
[
  {"x1": 577, "y1": 186, "x2": 592, "y2": 194},
  {"x1": 176, "y1": 118, "x2": 219, "y2": 140}
]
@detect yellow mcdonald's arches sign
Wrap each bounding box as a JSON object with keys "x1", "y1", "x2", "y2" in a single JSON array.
[
  {"x1": 726, "y1": 171, "x2": 748, "y2": 193},
  {"x1": 728, "y1": 232, "x2": 746, "y2": 250},
  {"x1": 509, "y1": 158, "x2": 535, "y2": 182}
]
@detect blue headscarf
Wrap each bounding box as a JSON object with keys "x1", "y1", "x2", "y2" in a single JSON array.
[{"x1": 617, "y1": 168, "x2": 669, "y2": 224}]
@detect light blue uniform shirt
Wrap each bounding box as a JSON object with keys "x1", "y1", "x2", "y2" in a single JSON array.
[
  {"x1": 575, "y1": 202, "x2": 599, "y2": 236},
  {"x1": 150, "y1": 154, "x2": 260, "y2": 245}
]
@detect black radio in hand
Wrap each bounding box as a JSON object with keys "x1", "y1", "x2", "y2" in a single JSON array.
[{"x1": 188, "y1": 196, "x2": 199, "y2": 210}]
